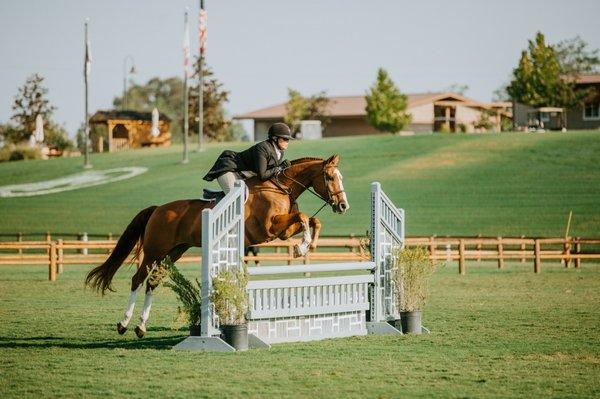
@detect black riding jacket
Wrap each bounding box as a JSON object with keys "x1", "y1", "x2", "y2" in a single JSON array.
[{"x1": 203, "y1": 139, "x2": 284, "y2": 182}]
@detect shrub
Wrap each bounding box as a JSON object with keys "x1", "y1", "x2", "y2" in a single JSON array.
[
  {"x1": 210, "y1": 265, "x2": 249, "y2": 325},
  {"x1": 149, "y1": 256, "x2": 201, "y2": 328},
  {"x1": 0, "y1": 145, "x2": 41, "y2": 163},
  {"x1": 393, "y1": 247, "x2": 436, "y2": 312},
  {"x1": 437, "y1": 123, "x2": 451, "y2": 133}
]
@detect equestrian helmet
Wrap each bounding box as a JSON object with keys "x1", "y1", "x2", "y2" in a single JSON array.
[{"x1": 268, "y1": 123, "x2": 294, "y2": 140}]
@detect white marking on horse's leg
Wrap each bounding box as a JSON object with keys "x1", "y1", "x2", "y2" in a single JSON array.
[
  {"x1": 136, "y1": 289, "x2": 154, "y2": 331},
  {"x1": 120, "y1": 286, "x2": 141, "y2": 327},
  {"x1": 297, "y1": 221, "x2": 312, "y2": 256}
]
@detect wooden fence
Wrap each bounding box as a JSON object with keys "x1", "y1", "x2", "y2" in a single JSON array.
[{"x1": 0, "y1": 235, "x2": 599, "y2": 281}]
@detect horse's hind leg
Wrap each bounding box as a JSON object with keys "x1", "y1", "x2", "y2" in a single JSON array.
[
  {"x1": 116, "y1": 259, "x2": 151, "y2": 335},
  {"x1": 134, "y1": 244, "x2": 191, "y2": 339}
]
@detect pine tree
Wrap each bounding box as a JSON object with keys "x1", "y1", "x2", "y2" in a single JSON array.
[
  {"x1": 11, "y1": 74, "x2": 56, "y2": 142},
  {"x1": 365, "y1": 68, "x2": 411, "y2": 133},
  {"x1": 507, "y1": 32, "x2": 578, "y2": 108}
]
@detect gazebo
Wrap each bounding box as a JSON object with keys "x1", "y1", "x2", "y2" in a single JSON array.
[{"x1": 89, "y1": 110, "x2": 171, "y2": 152}]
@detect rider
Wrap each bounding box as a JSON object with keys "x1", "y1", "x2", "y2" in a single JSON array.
[{"x1": 203, "y1": 122, "x2": 293, "y2": 195}]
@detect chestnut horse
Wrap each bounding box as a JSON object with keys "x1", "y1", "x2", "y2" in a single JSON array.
[{"x1": 85, "y1": 155, "x2": 349, "y2": 338}]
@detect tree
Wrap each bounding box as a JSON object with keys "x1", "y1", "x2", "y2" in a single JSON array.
[
  {"x1": 507, "y1": 32, "x2": 580, "y2": 108},
  {"x1": 283, "y1": 89, "x2": 330, "y2": 133},
  {"x1": 444, "y1": 83, "x2": 469, "y2": 96},
  {"x1": 113, "y1": 77, "x2": 184, "y2": 141},
  {"x1": 365, "y1": 68, "x2": 411, "y2": 133},
  {"x1": 188, "y1": 62, "x2": 231, "y2": 142},
  {"x1": 555, "y1": 36, "x2": 600, "y2": 77},
  {"x1": 10, "y1": 74, "x2": 56, "y2": 143}
]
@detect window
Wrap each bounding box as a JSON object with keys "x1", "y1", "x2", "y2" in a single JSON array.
[{"x1": 583, "y1": 102, "x2": 600, "y2": 120}]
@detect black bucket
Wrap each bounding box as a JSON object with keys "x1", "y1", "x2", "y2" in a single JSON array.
[
  {"x1": 189, "y1": 324, "x2": 202, "y2": 336},
  {"x1": 221, "y1": 324, "x2": 249, "y2": 351},
  {"x1": 400, "y1": 311, "x2": 422, "y2": 334}
]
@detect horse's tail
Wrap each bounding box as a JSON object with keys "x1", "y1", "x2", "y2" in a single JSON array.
[{"x1": 85, "y1": 205, "x2": 158, "y2": 295}]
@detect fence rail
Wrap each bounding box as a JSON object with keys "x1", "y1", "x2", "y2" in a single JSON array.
[{"x1": 0, "y1": 235, "x2": 599, "y2": 281}]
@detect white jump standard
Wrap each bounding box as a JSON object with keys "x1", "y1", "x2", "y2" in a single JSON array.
[{"x1": 174, "y1": 181, "x2": 406, "y2": 352}]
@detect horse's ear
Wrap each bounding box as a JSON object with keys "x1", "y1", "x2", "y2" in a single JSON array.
[{"x1": 326, "y1": 154, "x2": 340, "y2": 166}]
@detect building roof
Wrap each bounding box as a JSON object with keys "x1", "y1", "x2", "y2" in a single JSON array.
[
  {"x1": 90, "y1": 110, "x2": 171, "y2": 123},
  {"x1": 235, "y1": 92, "x2": 488, "y2": 120},
  {"x1": 574, "y1": 74, "x2": 600, "y2": 84}
]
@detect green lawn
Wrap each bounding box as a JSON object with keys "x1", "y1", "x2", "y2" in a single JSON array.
[
  {"x1": 1, "y1": 131, "x2": 599, "y2": 237},
  {"x1": 1, "y1": 262, "x2": 598, "y2": 398}
]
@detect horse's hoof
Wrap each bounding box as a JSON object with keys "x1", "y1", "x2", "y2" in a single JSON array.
[
  {"x1": 116, "y1": 322, "x2": 127, "y2": 335},
  {"x1": 134, "y1": 325, "x2": 146, "y2": 339},
  {"x1": 293, "y1": 244, "x2": 302, "y2": 258}
]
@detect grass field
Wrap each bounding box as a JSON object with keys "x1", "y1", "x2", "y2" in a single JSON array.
[
  {"x1": 1, "y1": 131, "x2": 599, "y2": 237},
  {"x1": 1, "y1": 262, "x2": 599, "y2": 398}
]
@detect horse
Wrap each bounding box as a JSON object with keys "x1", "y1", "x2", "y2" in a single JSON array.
[{"x1": 85, "y1": 154, "x2": 349, "y2": 338}]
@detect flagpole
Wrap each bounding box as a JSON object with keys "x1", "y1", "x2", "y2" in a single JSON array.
[
  {"x1": 197, "y1": 0, "x2": 205, "y2": 152},
  {"x1": 83, "y1": 18, "x2": 92, "y2": 169},
  {"x1": 182, "y1": 9, "x2": 189, "y2": 164}
]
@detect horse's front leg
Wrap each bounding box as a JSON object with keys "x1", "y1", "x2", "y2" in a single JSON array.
[
  {"x1": 308, "y1": 217, "x2": 321, "y2": 251},
  {"x1": 271, "y1": 212, "x2": 311, "y2": 257}
]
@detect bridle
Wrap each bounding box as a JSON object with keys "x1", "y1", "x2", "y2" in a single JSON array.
[{"x1": 273, "y1": 165, "x2": 346, "y2": 217}]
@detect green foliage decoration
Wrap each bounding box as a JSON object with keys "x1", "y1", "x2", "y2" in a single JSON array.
[
  {"x1": 393, "y1": 247, "x2": 436, "y2": 312},
  {"x1": 210, "y1": 264, "x2": 249, "y2": 326},
  {"x1": 148, "y1": 256, "x2": 202, "y2": 328},
  {"x1": 365, "y1": 68, "x2": 411, "y2": 133}
]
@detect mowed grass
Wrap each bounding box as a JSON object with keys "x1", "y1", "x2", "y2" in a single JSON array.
[
  {"x1": 0, "y1": 262, "x2": 599, "y2": 398},
  {"x1": 0, "y1": 131, "x2": 599, "y2": 237}
]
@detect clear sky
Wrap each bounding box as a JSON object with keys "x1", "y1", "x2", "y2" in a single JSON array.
[{"x1": 1, "y1": 0, "x2": 599, "y2": 137}]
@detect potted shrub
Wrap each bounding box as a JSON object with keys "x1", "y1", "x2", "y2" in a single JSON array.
[
  {"x1": 150, "y1": 256, "x2": 202, "y2": 336},
  {"x1": 392, "y1": 247, "x2": 436, "y2": 334},
  {"x1": 210, "y1": 265, "x2": 250, "y2": 351}
]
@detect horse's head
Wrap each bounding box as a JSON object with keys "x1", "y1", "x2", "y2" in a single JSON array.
[{"x1": 311, "y1": 154, "x2": 350, "y2": 214}]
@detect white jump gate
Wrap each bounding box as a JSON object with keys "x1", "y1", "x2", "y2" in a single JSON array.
[{"x1": 174, "y1": 181, "x2": 405, "y2": 351}]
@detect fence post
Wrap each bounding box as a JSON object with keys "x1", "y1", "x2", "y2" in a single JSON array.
[
  {"x1": 575, "y1": 237, "x2": 581, "y2": 269},
  {"x1": 563, "y1": 237, "x2": 572, "y2": 268},
  {"x1": 107, "y1": 233, "x2": 113, "y2": 254},
  {"x1": 458, "y1": 239, "x2": 465, "y2": 275},
  {"x1": 534, "y1": 239, "x2": 541, "y2": 274},
  {"x1": 520, "y1": 235, "x2": 526, "y2": 263},
  {"x1": 497, "y1": 236, "x2": 504, "y2": 269},
  {"x1": 57, "y1": 239, "x2": 64, "y2": 274},
  {"x1": 476, "y1": 234, "x2": 482, "y2": 262},
  {"x1": 17, "y1": 232, "x2": 23, "y2": 256},
  {"x1": 80, "y1": 232, "x2": 88, "y2": 255},
  {"x1": 429, "y1": 236, "x2": 436, "y2": 260},
  {"x1": 445, "y1": 243, "x2": 452, "y2": 263},
  {"x1": 49, "y1": 242, "x2": 57, "y2": 282},
  {"x1": 46, "y1": 231, "x2": 51, "y2": 258},
  {"x1": 287, "y1": 244, "x2": 293, "y2": 266}
]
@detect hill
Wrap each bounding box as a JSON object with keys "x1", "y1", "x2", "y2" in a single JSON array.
[{"x1": 0, "y1": 131, "x2": 599, "y2": 237}]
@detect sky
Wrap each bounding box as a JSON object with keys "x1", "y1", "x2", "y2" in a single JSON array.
[{"x1": 1, "y1": 0, "x2": 599, "y2": 137}]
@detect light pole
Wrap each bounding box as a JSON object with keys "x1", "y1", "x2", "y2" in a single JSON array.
[
  {"x1": 122, "y1": 55, "x2": 136, "y2": 110},
  {"x1": 83, "y1": 18, "x2": 92, "y2": 169}
]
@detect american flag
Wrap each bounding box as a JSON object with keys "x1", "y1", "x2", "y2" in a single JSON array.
[
  {"x1": 183, "y1": 10, "x2": 191, "y2": 78},
  {"x1": 199, "y1": 8, "x2": 207, "y2": 55}
]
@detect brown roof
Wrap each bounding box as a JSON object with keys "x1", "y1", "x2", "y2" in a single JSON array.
[
  {"x1": 235, "y1": 92, "x2": 486, "y2": 119},
  {"x1": 574, "y1": 74, "x2": 600, "y2": 84},
  {"x1": 90, "y1": 110, "x2": 171, "y2": 123}
]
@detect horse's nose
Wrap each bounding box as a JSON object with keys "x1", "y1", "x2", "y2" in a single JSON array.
[{"x1": 339, "y1": 202, "x2": 349, "y2": 212}]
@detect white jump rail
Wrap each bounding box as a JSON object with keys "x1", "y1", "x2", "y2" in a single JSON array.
[{"x1": 174, "y1": 181, "x2": 405, "y2": 352}]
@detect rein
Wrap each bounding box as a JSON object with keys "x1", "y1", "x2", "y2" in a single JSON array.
[{"x1": 272, "y1": 167, "x2": 345, "y2": 218}]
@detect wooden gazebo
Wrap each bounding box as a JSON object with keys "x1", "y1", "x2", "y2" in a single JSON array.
[{"x1": 89, "y1": 110, "x2": 171, "y2": 152}]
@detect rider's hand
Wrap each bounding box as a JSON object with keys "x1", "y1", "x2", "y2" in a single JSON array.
[
  {"x1": 273, "y1": 165, "x2": 283, "y2": 177},
  {"x1": 280, "y1": 159, "x2": 291, "y2": 169}
]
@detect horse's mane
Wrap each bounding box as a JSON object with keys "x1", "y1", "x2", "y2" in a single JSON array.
[{"x1": 291, "y1": 157, "x2": 324, "y2": 165}]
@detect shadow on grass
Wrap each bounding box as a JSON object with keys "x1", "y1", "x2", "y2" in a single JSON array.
[{"x1": 0, "y1": 334, "x2": 186, "y2": 350}]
